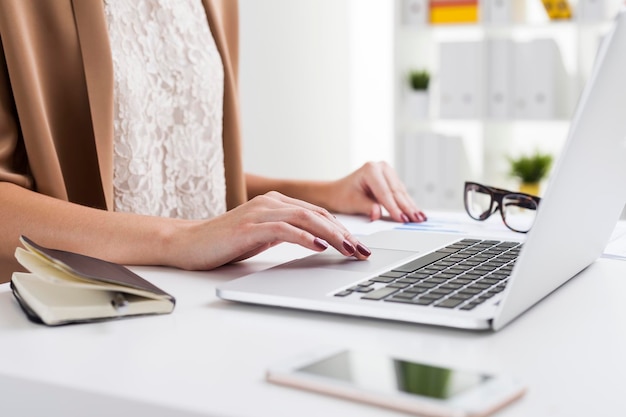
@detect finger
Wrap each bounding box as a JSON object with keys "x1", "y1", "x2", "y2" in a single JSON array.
[
  {"x1": 369, "y1": 203, "x2": 382, "y2": 222},
  {"x1": 379, "y1": 163, "x2": 428, "y2": 223},
  {"x1": 263, "y1": 205, "x2": 371, "y2": 259},
  {"x1": 263, "y1": 191, "x2": 356, "y2": 237},
  {"x1": 249, "y1": 195, "x2": 371, "y2": 259},
  {"x1": 250, "y1": 217, "x2": 370, "y2": 259},
  {"x1": 358, "y1": 163, "x2": 407, "y2": 223}
]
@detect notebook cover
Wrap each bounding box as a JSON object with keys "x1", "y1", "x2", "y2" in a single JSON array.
[{"x1": 20, "y1": 236, "x2": 173, "y2": 299}]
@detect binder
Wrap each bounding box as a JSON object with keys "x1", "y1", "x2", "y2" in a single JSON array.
[
  {"x1": 439, "y1": 134, "x2": 470, "y2": 211},
  {"x1": 482, "y1": 0, "x2": 513, "y2": 24},
  {"x1": 419, "y1": 131, "x2": 442, "y2": 209},
  {"x1": 439, "y1": 41, "x2": 484, "y2": 119},
  {"x1": 403, "y1": 132, "x2": 471, "y2": 210},
  {"x1": 486, "y1": 38, "x2": 514, "y2": 119},
  {"x1": 402, "y1": 0, "x2": 429, "y2": 26},
  {"x1": 578, "y1": 0, "x2": 607, "y2": 22},
  {"x1": 429, "y1": 0, "x2": 479, "y2": 24},
  {"x1": 512, "y1": 39, "x2": 563, "y2": 119},
  {"x1": 402, "y1": 132, "x2": 424, "y2": 204}
]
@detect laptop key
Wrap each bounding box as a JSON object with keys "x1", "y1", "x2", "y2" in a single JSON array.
[
  {"x1": 412, "y1": 297, "x2": 436, "y2": 305},
  {"x1": 407, "y1": 286, "x2": 429, "y2": 294},
  {"x1": 413, "y1": 282, "x2": 437, "y2": 290},
  {"x1": 420, "y1": 292, "x2": 445, "y2": 301},
  {"x1": 361, "y1": 287, "x2": 399, "y2": 300},
  {"x1": 370, "y1": 276, "x2": 396, "y2": 283},
  {"x1": 440, "y1": 283, "x2": 464, "y2": 290},
  {"x1": 458, "y1": 288, "x2": 483, "y2": 296},
  {"x1": 392, "y1": 251, "x2": 451, "y2": 273},
  {"x1": 423, "y1": 277, "x2": 447, "y2": 285},
  {"x1": 388, "y1": 282, "x2": 410, "y2": 289},
  {"x1": 385, "y1": 296, "x2": 415, "y2": 304},
  {"x1": 449, "y1": 292, "x2": 474, "y2": 301},
  {"x1": 469, "y1": 283, "x2": 492, "y2": 290},
  {"x1": 430, "y1": 287, "x2": 454, "y2": 296},
  {"x1": 391, "y1": 292, "x2": 418, "y2": 300},
  {"x1": 435, "y1": 298, "x2": 465, "y2": 309},
  {"x1": 397, "y1": 277, "x2": 420, "y2": 284},
  {"x1": 407, "y1": 272, "x2": 431, "y2": 279},
  {"x1": 379, "y1": 271, "x2": 406, "y2": 279}
]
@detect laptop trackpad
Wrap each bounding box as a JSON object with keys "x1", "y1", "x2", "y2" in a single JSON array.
[
  {"x1": 287, "y1": 247, "x2": 421, "y2": 274},
  {"x1": 286, "y1": 230, "x2": 459, "y2": 273},
  {"x1": 359, "y1": 230, "x2": 459, "y2": 252}
]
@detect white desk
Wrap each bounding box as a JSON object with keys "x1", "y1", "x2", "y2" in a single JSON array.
[{"x1": 1, "y1": 214, "x2": 626, "y2": 416}]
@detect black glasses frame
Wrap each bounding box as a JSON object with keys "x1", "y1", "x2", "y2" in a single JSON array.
[{"x1": 464, "y1": 181, "x2": 542, "y2": 233}]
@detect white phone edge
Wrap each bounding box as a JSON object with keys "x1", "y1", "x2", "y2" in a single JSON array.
[{"x1": 265, "y1": 347, "x2": 526, "y2": 417}]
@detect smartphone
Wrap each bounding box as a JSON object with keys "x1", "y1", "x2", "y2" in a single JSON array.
[{"x1": 266, "y1": 348, "x2": 526, "y2": 417}]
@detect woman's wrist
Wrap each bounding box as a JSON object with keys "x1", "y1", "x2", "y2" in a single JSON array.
[
  {"x1": 152, "y1": 217, "x2": 197, "y2": 269},
  {"x1": 246, "y1": 173, "x2": 338, "y2": 212}
]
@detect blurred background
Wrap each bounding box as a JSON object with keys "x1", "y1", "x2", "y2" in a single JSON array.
[{"x1": 238, "y1": 0, "x2": 623, "y2": 211}]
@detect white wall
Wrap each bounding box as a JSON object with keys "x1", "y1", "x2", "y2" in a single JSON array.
[
  {"x1": 238, "y1": 0, "x2": 394, "y2": 181},
  {"x1": 348, "y1": 0, "x2": 395, "y2": 175}
]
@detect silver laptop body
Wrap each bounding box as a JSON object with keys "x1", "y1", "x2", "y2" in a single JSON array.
[{"x1": 217, "y1": 9, "x2": 626, "y2": 331}]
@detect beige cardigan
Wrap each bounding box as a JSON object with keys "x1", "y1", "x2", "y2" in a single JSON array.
[
  {"x1": 0, "y1": 0, "x2": 247, "y2": 210},
  {"x1": 0, "y1": 0, "x2": 248, "y2": 282}
]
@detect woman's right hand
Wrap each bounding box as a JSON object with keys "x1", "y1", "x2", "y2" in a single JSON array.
[{"x1": 166, "y1": 191, "x2": 372, "y2": 270}]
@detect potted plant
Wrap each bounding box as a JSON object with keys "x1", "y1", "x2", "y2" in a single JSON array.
[
  {"x1": 409, "y1": 69, "x2": 430, "y2": 91},
  {"x1": 406, "y1": 69, "x2": 431, "y2": 119},
  {"x1": 507, "y1": 150, "x2": 553, "y2": 196}
]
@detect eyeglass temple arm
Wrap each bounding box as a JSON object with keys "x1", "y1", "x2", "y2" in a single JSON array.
[{"x1": 504, "y1": 198, "x2": 540, "y2": 211}]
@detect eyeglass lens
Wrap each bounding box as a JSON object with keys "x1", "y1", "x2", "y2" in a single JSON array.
[
  {"x1": 501, "y1": 195, "x2": 538, "y2": 232},
  {"x1": 465, "y1": 184, "x2": 538, "y2": 233},
  {"x1": 465, "y1": 185, "x2": 493, "y2": 220}
]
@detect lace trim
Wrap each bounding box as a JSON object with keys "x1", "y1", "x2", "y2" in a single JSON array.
[{"x1": 105, "y1": 0, "x2": 226, "y2": 219}]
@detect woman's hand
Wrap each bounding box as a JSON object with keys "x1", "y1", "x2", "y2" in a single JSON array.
[
  {"x1": 167, "y1": 191, "x2": 372, "y2": 270},
  {"x1": 325, "y1": 161, "x2": 427, "y2": 223}
]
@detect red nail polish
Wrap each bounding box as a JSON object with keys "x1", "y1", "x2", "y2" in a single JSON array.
[
  {"x1": 343, "y1": 240, "x2": 356, "y2": 255},
  {"x1": 314, "y1": 237, "x2": 329, "y2": 250},
  {"x1": 356, "y1": 243, "x2": 371, "y2": 257}
]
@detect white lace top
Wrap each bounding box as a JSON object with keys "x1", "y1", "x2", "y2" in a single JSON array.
[{"x1": 104, "y1": 0, "x2": 227, "y2": 220}]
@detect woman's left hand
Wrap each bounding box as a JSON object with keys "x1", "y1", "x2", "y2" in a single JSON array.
[{"x1": 325, "y1": 161, "x2": 427, "y2": 223}]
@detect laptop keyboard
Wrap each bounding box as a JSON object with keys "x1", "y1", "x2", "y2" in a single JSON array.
[{"x1": 334, "y1": 239, "x2": 521, "y2": 311}]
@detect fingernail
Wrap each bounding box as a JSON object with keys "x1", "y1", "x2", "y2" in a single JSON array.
[
  {"x1": 401, "y1": 213, "x2": 410, "y2": 223},
  {"x1": 314, "y1": 237, "x2": 329, "y2": 250},
  {"x1": 356, "y1": 243, "x2": 371, "y2": 257},
  {"x1": 343, "y1": 240, "x2": 356, "y2": 255},
  {"x1": 419, "y1": 212, "x2": 428, "y2": 222}
]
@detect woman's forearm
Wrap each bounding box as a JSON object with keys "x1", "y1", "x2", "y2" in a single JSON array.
[
  {"x1": 246, "y1": 162, "x2": 428, "y2": 224},
  {"x1": 0, "y1": 182, "x2": 185, "y2": 282},
  {"x1": 245, "y1": 173, "x2": 337, "y2": 211},
  {"x1": 0, "y1": 177, "x2": 375, "y2": 284}
]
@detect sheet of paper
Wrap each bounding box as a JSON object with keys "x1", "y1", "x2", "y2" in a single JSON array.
[{"x1": 339, "y1": 211, "x2": 626, "y2": 261}]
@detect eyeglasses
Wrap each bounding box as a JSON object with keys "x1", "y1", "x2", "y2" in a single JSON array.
[{"x1": 464, "y1": 181, "x2": 541, "y2": 233}]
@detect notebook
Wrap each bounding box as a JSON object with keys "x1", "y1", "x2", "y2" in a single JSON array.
[{"x1": 217, "y1": 9, "x2": 626, "y2": 331}]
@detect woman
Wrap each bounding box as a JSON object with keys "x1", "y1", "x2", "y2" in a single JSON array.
[{"x1": 0, "y1": 0, "x2": 426, "y2": 283}]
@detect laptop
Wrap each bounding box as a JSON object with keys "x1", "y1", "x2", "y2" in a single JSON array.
[{"x1": 217, "y1": 9, "x2": 626, "y2": 331}]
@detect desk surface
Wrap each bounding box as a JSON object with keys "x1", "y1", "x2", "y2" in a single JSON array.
[{"x1": 1, "y1": 214, "x2": 625, "y2": 417}]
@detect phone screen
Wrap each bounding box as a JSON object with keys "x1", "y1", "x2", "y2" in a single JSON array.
[{"x1": 295, "y1": 350, "x2": 492, "y2": 400}]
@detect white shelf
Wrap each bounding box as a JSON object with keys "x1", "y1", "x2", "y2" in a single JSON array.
[{"x1": 394, "y1": 0, "x2": 621, "y2": 209}]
